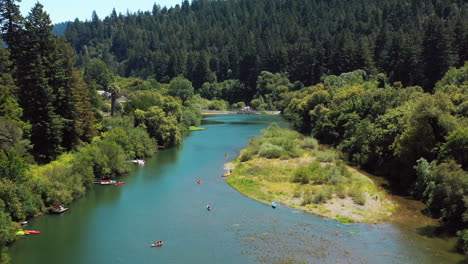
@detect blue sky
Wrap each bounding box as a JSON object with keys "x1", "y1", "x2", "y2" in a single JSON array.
[{"x1": 20, "y1": 0, "x2": 182, "y2": 23}]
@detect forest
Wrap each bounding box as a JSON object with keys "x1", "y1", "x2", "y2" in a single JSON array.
[
  {"x1": 64, "y1": 0, "x2": 467, "y2": 95},
  {"x1": 0, "y1": 0, "x2": 467, "y2": 261}
]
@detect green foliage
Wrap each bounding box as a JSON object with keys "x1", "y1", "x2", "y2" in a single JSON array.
[
  {"x1": 168, "y1": 76, "x2": 194, "y2": 102},
  {"x1": 200, "y1": 80, "x2": 246, "y2": 103},
  {"x1": 335, "y1": 184, "x2": 347, "y2": 199},
  {"x1": 247, "y1": 124, "x2": 301, "y2": 159},
  {"x1": 300, "y1": 137, "x2": 318, "y2": 150},
  {"x1": 135, "y1": 106, "x2": 182, "y2": 147},
  {"x1": 393, "y1": 93, "x2": 458, "y2": 169},
  {"x1": 311, "y1": 187, "x2": 333, "y2": 204},
  {"x1": 440, "y1": 127, "x2": 468, "y2": 169},
  {"x1": 232, "y1": 102, "x2": 246, "y2": 109},
  {"x1": 240, "y1": 150, "x2": 254, "y2": 162},
  {"x1": 64, "y1": 0, "x2": 466, "y2": 94},
  {"x1": 350, "y1": 188, "x2": 366, "y2": 205},
  {"x1": 412, "y1": 158, "x2": 436, "y2": 205},
  {"x1": 257, "y1": 143, "x2": 284, "y2": 159},
  {"x1": 336, "y1": 216, "x2": 354, "y2": 224},
  {"x1": 292, "y1": 167, "x2": 311, "y2": 184},
  {"x1": 456, "y1": 229, "x2": 468, "y2": 255},
  {"x1": 315, "y1": 150, "x2": 338, "y2": 163},
  {"x1": 0, "y1": 178, "x2": 44, "y2": 221},
  {"x1": 208, "y1": 99, "x2": 229, "y2": 111},
  {"x1": 250, "y1": 98, "x2": 266, "y2": 111},
  {"x1": 0, "y1": 150, "x2": 28, "y2": 183},
  {"x1": 255, "y1": 71, "x2": 293, "y2": 110},
  {"x1": 84, "y1": 59, "x2": 115, "y2": 92},
  {"x1": 431, "y1": 161, "x2": 468, "y2": 228}
]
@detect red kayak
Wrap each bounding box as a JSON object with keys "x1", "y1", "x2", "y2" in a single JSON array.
[
  {"x1": 114, "y1": 182, "x2": 125, "y2": 185},
  {"x1": 24, "y1": 230, "x2": 41, "y2": 234}
]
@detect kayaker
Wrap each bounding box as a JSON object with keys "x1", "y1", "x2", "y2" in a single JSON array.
[{"x1": 207, "y1": 205, "x2": 211, "y2": 210}]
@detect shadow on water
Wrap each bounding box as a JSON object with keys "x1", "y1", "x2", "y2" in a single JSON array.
[{"x1": 201, "y1": 119, "x2": 225, "y2": 125}]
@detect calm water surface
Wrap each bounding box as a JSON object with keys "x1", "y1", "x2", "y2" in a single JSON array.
[{"x1": 10, "y1": 115, "x2": 464, "y2": 263}]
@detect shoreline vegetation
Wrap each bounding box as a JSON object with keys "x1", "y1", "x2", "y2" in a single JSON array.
[
  {"x1": 225, "y1": 123, "x2": 396, "y2": 224},
  {"x1": 189, "y1": 126, "x2": 206, "y2": 131}
]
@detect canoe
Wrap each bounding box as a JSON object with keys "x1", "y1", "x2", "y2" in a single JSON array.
[{"x1": 24, "y1": 230, "x2": 41, "y2": 234}]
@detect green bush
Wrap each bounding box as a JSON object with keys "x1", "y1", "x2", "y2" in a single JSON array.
[
  {"x1": 456, "y1": 229, "x2": 468, "y2": 255},
  {"x1": 335, "y1": 184, "x2": 347, "y2": 199},
  {"x1": 301, "y1": 191, "x2": 313, "y2": 205},
  {"x1": 308, "y1": 162, "x2": 327, "y2": 184},
  {"x1": 240, "y1": 151, "x2": 253, "y2": 162},
  {"x1": 325, "y1": 166, "x2": 346, "y2": 185},
  {"x1": 312, "y1": 187, "x2": 333, "y2": 204},
  {"x1": 258, "y1": 142, "x2": 284, "y2": 159},
  {"x1": 350, "y1": 188, "x2": 366, "y2": 205},
  {"x1": 316, "y1": 150, "x2": 338, "y2": 162},
  {"x1": 301, "y1": 137, "x2": 319, "y2": 149},
  {"x1": 293, "y1": 188, "x2": 302, "y2": 198},
  {"x1": 292, "y1": 167, "x2": 310, "y2": 184}
]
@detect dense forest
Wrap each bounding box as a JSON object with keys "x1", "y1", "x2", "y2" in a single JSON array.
[
  {"x1": 0, "y1": 0, "x2": 467, "y2": 262},
  {"x1": 64, "y1": 0, "x2": 467, "y2": 97}
]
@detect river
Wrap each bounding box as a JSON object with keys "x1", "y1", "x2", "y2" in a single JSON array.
[{"x1": 10, "y1": 114, "x2": 464, "y2": 263}]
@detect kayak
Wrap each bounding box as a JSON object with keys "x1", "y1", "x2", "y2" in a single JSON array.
[
  {"x1": 271, "y1": 202, "x2": 277, "y2": 209},
  {"x1": 24, "y1": 230, "x2": 41, "y2": 234},
  {"x1": 114, "y1": 181, "x2": 125, "y2": 185},
  {"x1": 206, "y1": 205, "x2": 211, "y2": 210},
  {"x1": 151, "y1": 242, "x2": 164, "y2": 247}
]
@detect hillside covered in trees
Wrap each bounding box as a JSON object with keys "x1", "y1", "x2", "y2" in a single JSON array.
[{"x1": 65, "y1": 0, "x2": 467, "y2": 97}]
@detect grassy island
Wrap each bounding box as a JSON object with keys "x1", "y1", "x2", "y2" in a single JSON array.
[{"x1": 226, "y1": 123, "x2": 396, "y2": 223}]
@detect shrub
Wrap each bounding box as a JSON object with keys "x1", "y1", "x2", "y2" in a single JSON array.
[
  {"x1": 258, "y1": 142, "x2": 284, "y2": 159},
  {"x1": 301, "y1": 137, "x2": 319, "y2": 149},
  {"x1": 335, "y1": 184, "x2": 347, "y2": 199},
  {"x1": 292, "y1": 167, "x2": 310, "y2": 184},
  {"x1": 350, "y1": 188, "x2": 366, "y2": 205},
  {"x1": 326, "y1": 166, "x2": 345, "y2": 185},
  {"x1": 312, "y1": 187, "x2": 333, "y2": 204},
  {"x1": 456, "y1": 229, "x2": 468, "y2": 255},
  {"x1": 316, "y1": 150, "x2": 338, "y2": 162},
  {"x1": 301, "y1": 191, "x2": 313, "y2": 205},
  {"x1": 293, "y1": 188, "x2": 302, "y2": 198},
  {"x1": 240, "y1": 150, "x2": 253, "y2": 162},
  {"x1": 308, "y1": 162, "x2": 327, "y2": 184}
]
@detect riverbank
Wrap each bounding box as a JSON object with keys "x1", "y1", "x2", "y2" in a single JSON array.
[{"x1": 224, "y1": 124, "x2": 396, "y2": 224}]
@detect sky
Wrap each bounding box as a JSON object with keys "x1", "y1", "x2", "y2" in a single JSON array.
[{"x1": 19, "y1": 0, "x2": 182, "y2": 23}]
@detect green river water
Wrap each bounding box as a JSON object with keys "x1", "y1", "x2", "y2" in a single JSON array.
[{"x1": 10, "y1": 114, "x2": 465, "y2": 263}]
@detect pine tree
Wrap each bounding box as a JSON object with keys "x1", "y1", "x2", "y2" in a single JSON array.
[
  {"x1": 422, "y1": 17, "x2": 457, "y2": 92},
  {"x1": 14, "y1": 3, "x2": 65, "y2": 162},
  {"x1": 0, "y1": 0, "x2": 23, "y2": 60}
]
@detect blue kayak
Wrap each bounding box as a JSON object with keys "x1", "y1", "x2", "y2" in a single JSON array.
[{"x1": 271, "y1": 202, "x2": 277, "y2": 208}]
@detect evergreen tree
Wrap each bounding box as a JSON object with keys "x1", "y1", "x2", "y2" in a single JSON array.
[{"x1": 423, "y1": 17, "x2": 457, "y2": 92}]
